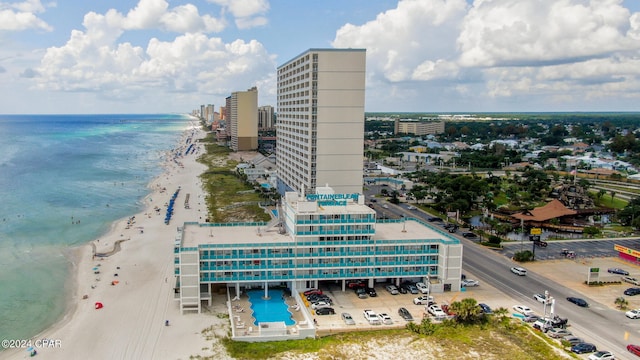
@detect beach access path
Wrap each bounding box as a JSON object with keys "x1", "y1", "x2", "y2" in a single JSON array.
[{"x1": 1, "y1": 125, "x2": 231, "y2": 360}]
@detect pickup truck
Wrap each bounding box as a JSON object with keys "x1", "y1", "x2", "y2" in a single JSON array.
[
  {"x1": 413, "y1": 295, "x2": 435, "y2": 305},
  {"x1": 363, "y1": 309, "x2": 381, "y2": 325},
  {"x1": 427, "y1": 304, "x2": 447, "y2": 318}
]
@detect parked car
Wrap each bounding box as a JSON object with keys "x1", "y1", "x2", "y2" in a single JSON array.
[
  {"x1": 462, "y1": 232, "x2": 478, "y2": 239},
  {"x1": 547, "y1": 328, "x2": 572, "y2": 338},
  {"x1": 533, "y1": 293, "x2": 549, "y2": 303},
  {"x1": 462, "y1": 279, "x2": 479, "y2": 287},
  {"x1": 311, "y1": 301, "x2": 331, "y2": 309},
  {"x1": 628, "y1": 344, "x2": 640, "y2": 356},
  {"x1": 413, "y1": 295, "x2": 435, "y2": 305},
  {"x1": 397, "y1": 286, "x2": 408, "y2": 294},
  {"x1": 363, "y1": 309, "x2": 381, "y2": 325},
  {"x1": 354, "y1": 287, "x2": 368, "y2": 299},
  {"x1": 609, "y1": 268, "x2": 630, "y2": 275},
  {"x1": 385, "y1": 284, "x2": 399, "y2": 295},
  {"x1": 623, "y1": 276, "x2": 640, "y2": 285},
  {"x1": 315, "y1": 307, "x2": 335, "y2": 315},
  {"x1": 303, "y1": 289, "x2": 322, "y2": 296},
  {"x1": 379, "y1": 313, "x2": 393, "y2": 325},
  {"x1": 567, "y1": 297, "x2": 589, "y2": 307},
  {"x1": 563, "y1": 336, "x2": 584, "y2": 346},
  {"x1": 415, "y1": 282, "x2": 429, "y2": 293},
  {"x1": 511, "y1": 266, "x2": 527, "y2": 276},
  {"x1": 625, "y1": 288, "x2": 640, "y2": 296},
  {"x1": 341, "y1": 312, "x2": 355, "y2": 325},
  {"x1": 401, "y1": 283, "x2": 419, "y2": 294},
  {"x1": 523, "y1": 314, "x2": 540, "y2": 323},
  {"x1": 628, "y1": 309, "x2": 640, "y2": 319},
  {"x1": 572, "y1": 342, "x2": 597, "y2": 354},
  {"x1": 512, "y1": 305, "x2": 534, "y2": 315},
  {"x1": 398, "y1": 307, "x2": 414, "y2": 321},
  {"x1": 588, "y1": 350, "x2": 615, "y2": 360},
  {"x1": 428, "y1": 304, "x2": 447, "y2": 318},
  {"x1": 478, "y1": 303, "x2": 492, "y2": 314},
  {"x1": 366, "y1": 287, "x2": 377, "y2": 297}
]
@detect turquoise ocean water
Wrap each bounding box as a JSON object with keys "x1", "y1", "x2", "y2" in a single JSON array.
[{"x1": 0, "y1": 114, "x2": 190, "y2": 342}]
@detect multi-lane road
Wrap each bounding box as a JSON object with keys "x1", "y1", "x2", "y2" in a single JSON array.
[{"x1": 365, "y1": 188, "x2": 640, "y2": 358}]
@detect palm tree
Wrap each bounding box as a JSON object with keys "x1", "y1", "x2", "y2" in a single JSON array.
[
  {"x1": 615, "y1": 297, "x2": 629, "y2": 310},
  {"x1": 611, "y1": 190, "x2": 617, "y2": 203},
  {"x1": 449, "y1": 298, "x2": 482, "y2": 324}
]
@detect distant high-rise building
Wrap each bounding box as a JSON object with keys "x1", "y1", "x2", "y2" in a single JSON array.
[
  {"x1": 276, "y1": 48, "x2": 366, "y2": 195},
  {"x1": 229, "y1": 86, "x2": 258, "y2": 151},
  {"x1": 258, "y1": 105, "x2": 275, "y2": 130},
  {"x1": 394, "y1": 119, "x2": 445, "y2": 136}
]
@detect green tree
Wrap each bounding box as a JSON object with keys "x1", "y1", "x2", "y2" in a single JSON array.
[
  {"x1": 615, "y1": 297, "x2": 629, "y2": 310},
  {"x1": 449, "y1": 298, "x2": 483, "y2": 324}
]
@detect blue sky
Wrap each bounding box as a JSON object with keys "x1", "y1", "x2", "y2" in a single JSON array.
[{"x1": 1, "y1": 0, "x2": 640, "y2": 114}]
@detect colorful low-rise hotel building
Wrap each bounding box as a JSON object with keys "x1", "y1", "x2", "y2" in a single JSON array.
[{"x1": 174, "y1": 186, "x2": 463, "y2": 315}]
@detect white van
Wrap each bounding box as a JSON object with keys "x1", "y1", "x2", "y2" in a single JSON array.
[{"x1": 510, "y1": 267, "x2": 527, "y2": 276}]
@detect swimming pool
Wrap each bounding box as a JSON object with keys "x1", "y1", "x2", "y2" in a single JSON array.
[{"x1": 247, "y1": 289, "x2": 295, "y2": 326}]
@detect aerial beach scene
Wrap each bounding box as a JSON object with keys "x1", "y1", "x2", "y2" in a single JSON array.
[{"x1": 3, "y1": 1, "x2": 640, "y2": 360}]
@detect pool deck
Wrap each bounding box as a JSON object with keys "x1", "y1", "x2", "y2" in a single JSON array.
[{"x1": 228, "y1": 288, "x2": 311, "y2": 340}]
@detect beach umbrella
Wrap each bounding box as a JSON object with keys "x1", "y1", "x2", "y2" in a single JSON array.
[
  {"x1": 95, "y1": 302, "x2": 103, "y2": 309},
  {"x1": 92, "y1": 267, "x2": 99, "y2": 271}
]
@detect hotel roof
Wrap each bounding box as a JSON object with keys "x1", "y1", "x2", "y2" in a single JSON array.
[{"x1": 180, "y1": 218, "x2": 458, "y2": 248}]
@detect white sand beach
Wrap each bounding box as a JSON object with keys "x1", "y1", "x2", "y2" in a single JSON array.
[{"x1": 1, "y1": 125, "x2": 231, "y2": 360}]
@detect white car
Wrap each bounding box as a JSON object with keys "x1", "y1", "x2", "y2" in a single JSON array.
[
  {"x1": 382, "y1": 204, "x2": 389, "y2": 209},
  {"x1": 510, "y1": 267, "x2": 527, "y2": 276},
  {"x1": 588, "y1": 350, "x2": 615, "y2": 360},
  {"x1": 379, "y1": 313, "x2": 393, "y2": 325},
  {"x1": 413, "y1": 295, "x2": 435, "y2": 305},
  {"x1": 623, "y1": 276, "x2": 640, "y2": 285},
  {"x1": 416, "y1": 282, "x2": 429, "y2": 293},
  {"x1": 406, "y1": 205, "x2": 416, "y2": 210},
  {"x1": 533, "y1": 293, "x2": 549, "y2": 303},
  {"x1": 512, "y1": 305, "x2": 534, "y2": 315},
  {"x1": 311, "y1": 301, "x2": 331, "y2": 309},
  {"x1": 626, "y1": 309, "x2": 640, "y2": 319},
  {"x1": 428, "y1": 304, "x2": 447, "y2": 318},
  {"x1": 461, "y1": 279, "x2": 479, "y2": 287},
  {"x1": 547, "y1": 327, "x2": 572, "y2": 339}
]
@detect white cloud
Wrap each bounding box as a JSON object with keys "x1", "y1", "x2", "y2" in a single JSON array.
[
  {"x1": 332, "y1": 0, "x2": 640, "y2": 110},
  {"x1": 0, "y1": 0, "x2": 52, "y2": 31},
  {"x1": 333, "y1": 0, "x2": 468, "y2": 85},
  {"x1": 34, "y1": 0, "x2": 268, "y2": 99},
  {"x1": 458, "y1": 0, "x2": 636, "y2": 67},
  {"x1": 207, "y1": 0, "x2": 269, "y2": 29}
]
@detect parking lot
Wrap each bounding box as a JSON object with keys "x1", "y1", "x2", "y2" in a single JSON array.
[
  {"x1": 309, "y1": 279, "x2": 515, "y2": 336},
  {"x1": 310, "y1": 255, "x2": 640, "y2": 351}
]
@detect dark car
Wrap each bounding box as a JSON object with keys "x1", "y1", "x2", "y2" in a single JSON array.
[
  {"x1": 566, "y1": 297, "x2": 589, "y2": 307},
  {"x1": 315, "y1": 307, "x2": 335, "y2": 315},
  {"x1": 398, "y1": 307, "x2": 414, "y2": 321},
  {"x1": 478, "y1": 303, "x2": 492, "y2": 314},
  {"x1": 609, "y1": 267, "x2": 630, "y2": 275},
  {"x1": 462, "y1": 232, "x2": 478, "y2": 239},
  {"x1": 354, "y1": 287, "x2": 368, "y2": 299},
  {"x1": 628, "y1": 344, "x2": 640, "y2": 356},
  {"x1": 625, "y1": 288, "x2": 640, "y2": 296},
  {"x1": 366, "y1": 287, "x2": 377, "y2": 297},
  {"x1": 397, "y1": 286, "x2": 407, "y2": 294},
  {"x1": 571, "y1": 342, "x2": 597, "y2": 354},
  {"x1": 427, "y1": 217, "x2": 442, "y2": 222}
]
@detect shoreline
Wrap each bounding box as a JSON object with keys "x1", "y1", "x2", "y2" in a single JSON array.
[{"x1": 1, "y1": 122, "x2": 225, "y2": 360}]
